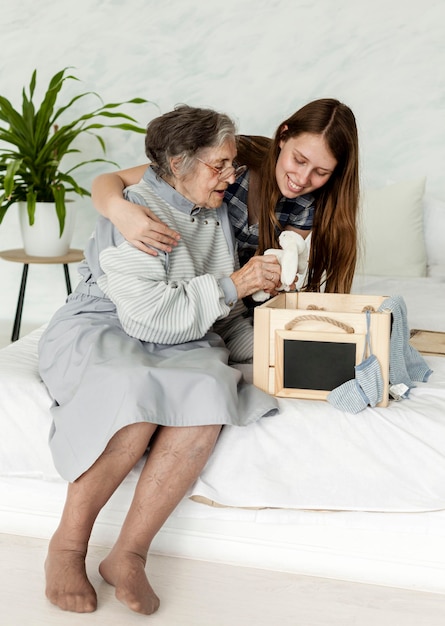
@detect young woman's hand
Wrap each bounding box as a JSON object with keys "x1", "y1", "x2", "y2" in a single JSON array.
[
  {"x1": 113, "y1": 202, "x2": 181, "y2": 255},
  {"x1": 92, "y1": 168, "x2": 181, "y2": 255}
]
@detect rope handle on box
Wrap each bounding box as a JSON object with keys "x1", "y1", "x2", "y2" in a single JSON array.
[
  {"x1": 284, "y1": 315, "x2": 355, "y2": 334},
  {"x1": 284, "y1": 306, "x2": 376, "y2": 334}
]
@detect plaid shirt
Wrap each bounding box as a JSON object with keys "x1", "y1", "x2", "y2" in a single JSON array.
[{"x1": 224, "y1": 169, "x2": 314, "y2": 267}]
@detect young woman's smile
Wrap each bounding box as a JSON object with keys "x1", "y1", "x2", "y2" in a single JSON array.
[{"x1": 276, "y1": 132, "x2": 337, "y2": 198}]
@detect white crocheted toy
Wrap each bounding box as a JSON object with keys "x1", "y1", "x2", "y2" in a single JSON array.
[{"x1": 252, "y1": 230, "x2": 309, "y2": 303}]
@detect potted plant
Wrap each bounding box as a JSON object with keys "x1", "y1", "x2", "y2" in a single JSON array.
[{"x1": 0, "y1": 67, "x2": 150, "y2": 256}]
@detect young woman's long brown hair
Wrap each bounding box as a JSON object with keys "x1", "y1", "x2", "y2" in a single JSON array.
[{"x1": 236, "y1": 99, "x2": 360, "y2": 293}]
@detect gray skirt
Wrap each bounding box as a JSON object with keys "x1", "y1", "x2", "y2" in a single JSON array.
[{"x1": 38, "y1": 293, "x2": 278, "y2": 482}]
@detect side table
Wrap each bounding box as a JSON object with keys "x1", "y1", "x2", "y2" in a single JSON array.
[{"x1": 0, "y1": 248, "x2": 84, "y2": 342}]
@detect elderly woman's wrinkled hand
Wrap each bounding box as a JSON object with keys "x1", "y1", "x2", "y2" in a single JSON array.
[{"x1": 230, "y1": 254, "x2": 282, "y2": 300}]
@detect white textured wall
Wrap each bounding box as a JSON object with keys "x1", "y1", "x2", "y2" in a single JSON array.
[{"x1": 1, "y1": 0, "x2": 444, "y2": 329}]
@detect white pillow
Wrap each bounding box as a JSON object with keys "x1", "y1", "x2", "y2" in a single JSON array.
[
  {"x1": 423, "y1": 195, "x2": 445, "y2": 275},
  {"x1": 357, "y1": 178, "x2": 427, "y2": 277}
]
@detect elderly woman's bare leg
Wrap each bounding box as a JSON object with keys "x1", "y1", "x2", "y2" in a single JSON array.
[
  {"x1": 99, "y1": 424, "x2": 221, "y2": 615},
  {"x1": 45, "y1": 422, "x2": 158, "y2": 613}
]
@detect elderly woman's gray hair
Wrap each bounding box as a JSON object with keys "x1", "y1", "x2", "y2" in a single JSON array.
[{"x1": 144, "y1": 104, "x2": 237, "y2": 179}]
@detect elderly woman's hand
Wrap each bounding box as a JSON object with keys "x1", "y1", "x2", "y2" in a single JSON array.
[{"x1": 230, "y1": 255, "x2": 282, "y2": 300}]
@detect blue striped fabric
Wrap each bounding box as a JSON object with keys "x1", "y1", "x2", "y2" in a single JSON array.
[{"x1": 225, "y1": 167, "x2": 315, "y2": 267}]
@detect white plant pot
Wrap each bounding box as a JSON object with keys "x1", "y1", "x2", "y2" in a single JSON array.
[{"x1": 18, "y1": 201, "x2": 76, "y2": 257}]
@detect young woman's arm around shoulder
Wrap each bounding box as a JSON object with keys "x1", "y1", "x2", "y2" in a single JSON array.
[{"x1": 92, "y1": 164, "x2": 181, "y2": 254}]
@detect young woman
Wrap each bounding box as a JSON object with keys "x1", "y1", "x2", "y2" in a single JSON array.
[
  {"x1": 39, "y1": 105, "x2": 279, "y2": 616},
  {"x1": 92, "y1": 98, "x2": 360, "y2": 294}
]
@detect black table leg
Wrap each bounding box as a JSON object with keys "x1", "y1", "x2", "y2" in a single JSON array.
[
  {"x1": 63, "y1": 263, "x2": 72, "y2": 294},
  {"x1": 11, "y1": 264, "x2": 29, "y2": 342}
]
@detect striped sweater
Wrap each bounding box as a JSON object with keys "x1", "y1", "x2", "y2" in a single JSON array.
[{"x1": 86, "y1": 168, "x2": 253, "y2": 362}]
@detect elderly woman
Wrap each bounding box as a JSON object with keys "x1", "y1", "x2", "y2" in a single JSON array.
[{"x1": 38, "y1": 105, "x2": 280, "y2": 616}]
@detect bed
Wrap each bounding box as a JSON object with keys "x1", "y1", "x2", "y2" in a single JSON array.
[{"x1": 1, "y1": 178, "x2": 445, "y2": 593}]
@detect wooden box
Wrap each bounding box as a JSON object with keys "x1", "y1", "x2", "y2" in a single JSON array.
[{"x1": 253, "y1": 292, "x2": 391, "y2": 406}]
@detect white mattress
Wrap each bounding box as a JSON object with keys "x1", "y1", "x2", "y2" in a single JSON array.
[
  {"x1": 1, "y1": 275, "x2": 445, "y2": 591},
  {"x1": 191, "y1": 354, "x2": 445, "y2": 512},
  {"x1": 351, "y1": 273, "x2": 445, "y2": 332},
  {"x1": 2, "y1": 313, "x2": 445, "y2": 514},
  {"x1": 2, "y1": 474, "x2": 445, "y2": 593}
]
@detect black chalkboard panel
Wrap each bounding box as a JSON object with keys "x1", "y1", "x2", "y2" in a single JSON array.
[{"x1": 283, "y1": 339, "x2": 356, "y2": 391}]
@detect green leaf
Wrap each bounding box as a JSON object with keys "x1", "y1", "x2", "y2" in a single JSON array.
[
  {"x1": 3, "y1": 159, "x2": 22, "y2": 196},
  {"x1": 51, "y1": 184, "x2": 66, "y2": 236},
  {"x1": 29, "y1": 70, "x2": 37, "y2": 99},
  {"x1": 26, "y1": 188, "x2": 37, "y2": 226},
  {"x1": 0, "y1": 67, "x2": 154, "y2": 222},
  {"x1": 64, "y1": 157, "x2": 120, "y2": 175},
  {"x1": 0, "y1": 193, "x2": 16, "y2": 224}
]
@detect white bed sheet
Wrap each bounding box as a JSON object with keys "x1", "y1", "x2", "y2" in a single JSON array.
[
  {"x1": 351, "y1": 274, "x2": 445, "y2": 331},
  {"x1": 1, "y1": 277, "x2": 445, "y2": 514},
  {"x1": 191, "y1": 355, "x2": 445, "y2": 512},
  {"x1": 1, "y1": 275, "x2": 445, "y2": 592}
]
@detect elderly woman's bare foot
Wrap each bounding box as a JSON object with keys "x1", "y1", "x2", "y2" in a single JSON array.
[
  {"x1": 99, "y1": 550, "x2": 160, "y2": 615},
  {"x1": 45, "y1": 535, "x2": 97, "y2": 613}
]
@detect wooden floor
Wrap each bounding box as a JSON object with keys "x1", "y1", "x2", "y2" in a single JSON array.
[{"x1": 1, "y1": 533, "x2": 445, "y2": 626}]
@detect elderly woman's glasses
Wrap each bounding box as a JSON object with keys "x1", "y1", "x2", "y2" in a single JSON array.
[{"x1": 196, "y1": 158, "x2": 247, "y2": 181}]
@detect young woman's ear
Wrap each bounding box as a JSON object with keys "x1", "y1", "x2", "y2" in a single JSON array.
[
  {"x1": 279, "y1": 124, "x2": 288, "y2": 139},
  {"x1": 279, "y1": 124, "x2": 289, "y2": 149}
]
